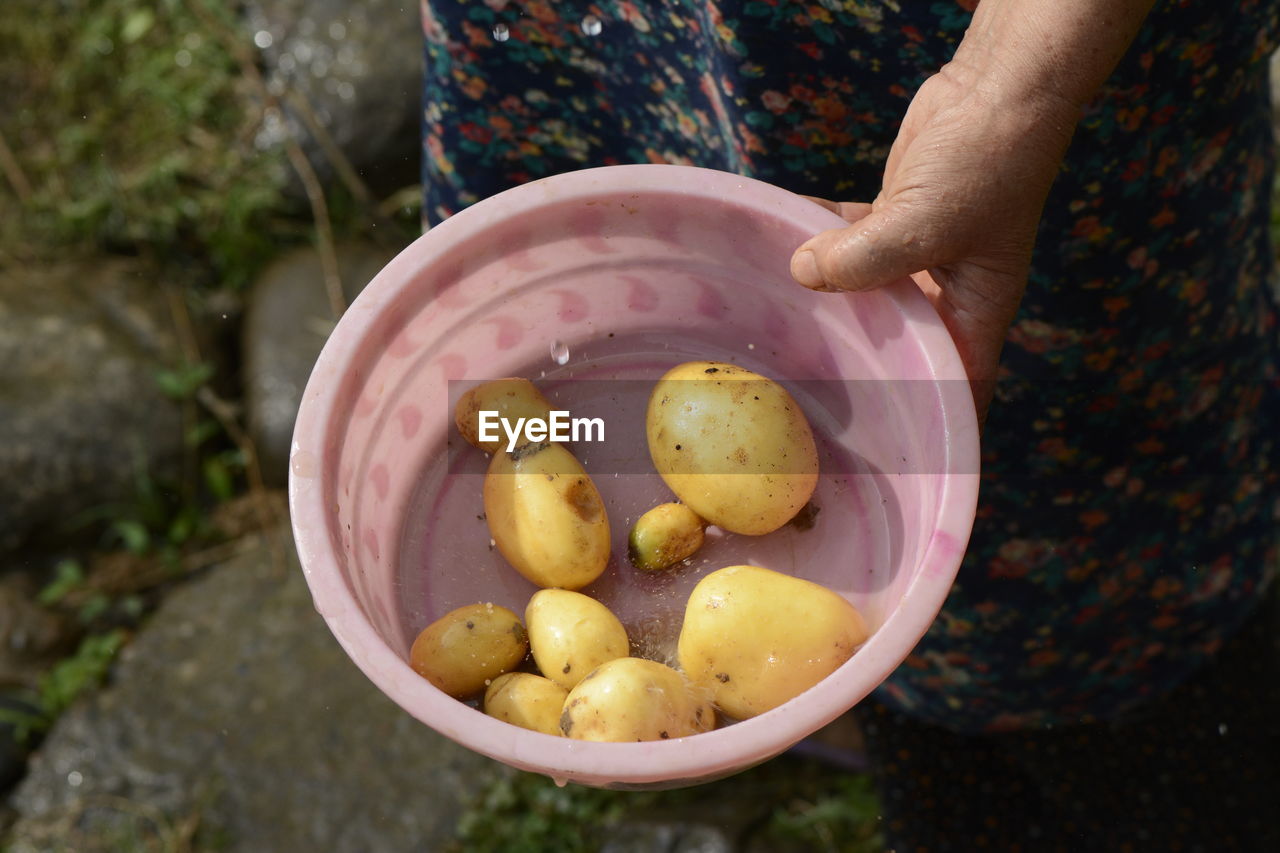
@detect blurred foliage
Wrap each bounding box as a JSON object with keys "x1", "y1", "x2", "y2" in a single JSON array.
[
  {"x1": 450, "y1": 759, "x2": 883, "y2": 853},
  {"x1": 0, "y1": 629, "x2": 127, "y2": 742},
  {"x1": 0, "y1": 0, "x2": 292, "y2": 286},
  {"x1": 766, "y1": 772, "x2": 883, "y2": 852},
  {"x1": 36, "y1": 630, "x2": 127, "y2": 721}
]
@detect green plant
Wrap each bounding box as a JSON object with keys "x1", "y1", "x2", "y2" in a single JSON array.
[
  {"x1": 39, "y1": 630, "x2": 127, "y2": 718},
  {"x1": 451, "y1": 773, "x2": 636, "y2": 853},
  {"x1": 37, "y1": 559, "x2": 89, "y2": 606},
  {"x1": 766, "y1": 773, "x2": 884, "y2": 852},
  {"x1": 449, "y1": 757, "x2": 884, "y2": 852},
  {"x1": 0, "y1": 630, "x2": 128, "y2": 742},
  {"x1": 156, "y1": 362, "x2": 217, "y2": 401},
  {"x1": 0, "y1": 0, "x2": 290, "y2": 286}
]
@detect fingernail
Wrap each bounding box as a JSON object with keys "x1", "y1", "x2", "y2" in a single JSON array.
[{"x1": 791, "y1": 249, "x2": 822, "y2": 289}]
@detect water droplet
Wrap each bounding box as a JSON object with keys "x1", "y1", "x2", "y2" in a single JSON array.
[
  {"x1": 747, "y1": 343, "x2": 755, "y2": 350},
  {"x1": 253, "y1": 30, "x2": 273, "y2": 49},
  {"x1": 553, "y1": 776, "x2": 569, "y2": 788},
  {"x1": 580, "y1": 15, "x2": 602, "y2": 36},
  {"x1": 291, "y1": 451, "x2": 318, "y2": 479},
  {"x1": 67, "y1": 770, "x2": 83, "y2": 787},
  {"x1": 550, "y1": 340, "x2": 570, "y2": 365},
  {"x1": 492, "y1": 22, "x2": 510, "y2": 42}
]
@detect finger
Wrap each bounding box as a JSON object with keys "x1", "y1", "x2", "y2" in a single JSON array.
[
  {"x1": 791, "y1": 206, "x2": 943, "y2": 292},
  {"x1": 941, "y1": 304, "x2": 1004, "y2": 432},
  {"x1": 924, "y1": 269, "x2": 1023, "y2": 432}
]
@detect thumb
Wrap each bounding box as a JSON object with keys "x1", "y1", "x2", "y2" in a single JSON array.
[{"x1": 790, "y1": 205, "x2": 943, "y2": 293}]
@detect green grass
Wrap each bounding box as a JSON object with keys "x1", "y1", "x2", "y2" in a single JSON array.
[
  {"x1": 450, "y1": 758, "x2": 883, "y2": 853},
  {"x1": 0, "y1": 0, "x2": 291, "y2": 287},
  {"x1": 0, "y1": 630, "x2": 127, "y2": 742}
]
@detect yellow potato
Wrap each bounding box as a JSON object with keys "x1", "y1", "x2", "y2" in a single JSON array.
[
  {"x1": 483, "y1": 672, "x2": 568, "y2": 736},
  {"x1": 483, "y1": 442, "x2": 610, "y2": 589},
  {"x1": 526, "y1": 589, "x2": 629, "y2": 691},
  {"x1": 645, "y1": 361, "x2": 818, "y2": 535},
  {"x1": 455, "y1": 378, "x2": 552, "y2": 453},
  {"x1": 677, "y1": 565, "x2": 868, "y2": 719},
  {"x1": 560, "y1": 658, "x2": 715, "y2": 742},
  {"x1": 409, "y1": 602, "x2": 529, "y2": 698},
  {"x1": 628, "y1": 502, "x2": 706, "y2": 571}
]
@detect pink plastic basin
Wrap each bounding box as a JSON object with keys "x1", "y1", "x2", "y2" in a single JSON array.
[{"x1": 289, "y1": 164, "x2": 979, "y2": 788}]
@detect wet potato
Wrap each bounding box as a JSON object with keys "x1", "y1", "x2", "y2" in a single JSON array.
[
  {"x1": 526, "y1": 589, "x2": 630, "y2": 691},
  {"x1": 677, "y1": 565, "x2": 868, "y2": 719},
  {"x1": 455, "y1": 377, "x2": 552, "y2": 453},
  {"x1": 559, "y1": 657, "x2": 715, "y2": 742},
  {"x1": 409, "y1": 602, "x2": 528, "y2": 698},
  {"x1": 483, "y1": 442, "x2": 610, "y2": 589},
  {"x1": 483, "y1": 672, "x2": 569, "y2": 736},
  {"x1": 645, "y1": 361, "x2": 818, "y2": 535},
  {"x1": 628, "y1": 502, "x2": 706, "y2": 571}
]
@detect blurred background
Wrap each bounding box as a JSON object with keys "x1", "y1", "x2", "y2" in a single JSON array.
[{"x1": 0, "y1": 2, "x2": 882, "y2": 850}]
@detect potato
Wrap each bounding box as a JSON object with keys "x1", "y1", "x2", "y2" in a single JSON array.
[
  {"x1": 526, "y1": 589, "x2": 629, "y2": 691},
  {"x1": 483, "y1": 442, "x2": 610, "y2": 589},
  {"x1": 409, "y1": 602, "x2": 529, "y2": 698},
  {"x1": 628, "y1": 502, "x2": 706, "y2": 571},
  {"x1": 455, "y1": 377, "x2": 552, "y2": 453},
  {"x1": 484, "y1": 672, "x2": 568, "y2": 736},
  {"x1": 645, "y1": 361, "x2": 818, "y2": 535},
  {"x1": 677, "y1": 565, "x2": 868, "y2": 719},
  {"x1": 560, "y1": 658, "x2": 715, "y2": 742}
]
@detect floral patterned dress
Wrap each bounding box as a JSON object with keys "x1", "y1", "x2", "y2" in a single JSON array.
[{"x1": 420, "y1": 0, "x2": 1280, "y2": 734}]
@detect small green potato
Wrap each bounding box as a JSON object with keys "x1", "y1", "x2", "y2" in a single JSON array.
[
  {"x1": 526, "y1": 589, "x2": 629, "y2": 691},
  {"x1": 455, "y1": 377, "x2": 552, "y2": 453},
  {"x1": 483, "y1": 442, "x2": 610, "y2": 589},
  {"x1": 645, "y1": 361, "x2": 818, "y2": 535},
  {"x1": 560, "y1": 658, "x2": 715, "y2": 742},
  {"x1": 409, "y1": 602, "x2": 529, "y2": 698},
  {"x1": 483, "y1": 672, "x2": 568, "y2": 736},
  {"x1": 677, "y1": 565, "x2": 868, "y2": 719},
  {"x1": 628, "y1": 502, "x2": 706, "y2": 571}
]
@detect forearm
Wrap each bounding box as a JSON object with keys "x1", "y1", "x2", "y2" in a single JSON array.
[{"x1": 952, "y1": 0, "x2": 1156, "y2": 118}]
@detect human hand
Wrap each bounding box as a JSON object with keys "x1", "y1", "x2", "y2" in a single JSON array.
[
  {"x1": 789, "y1": 0, "x2": 1154, "y2": 425},
  {"x1": 790, "y1": 66, "x2": 1075, "y2": 424}
]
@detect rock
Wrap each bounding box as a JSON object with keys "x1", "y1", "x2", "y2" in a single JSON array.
[
  {"x1": 5, "y1": 527, "x2": 503, "y2": 851},
  {"x1": 0, "y1": 261, "x2": 184, "y2": 557},
  {"x1": 243, "y1": 241, "x2": 402, "y2": 486},
  {"x1": 245, "y1": 0, "x2": 423, "y2": 198}
]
